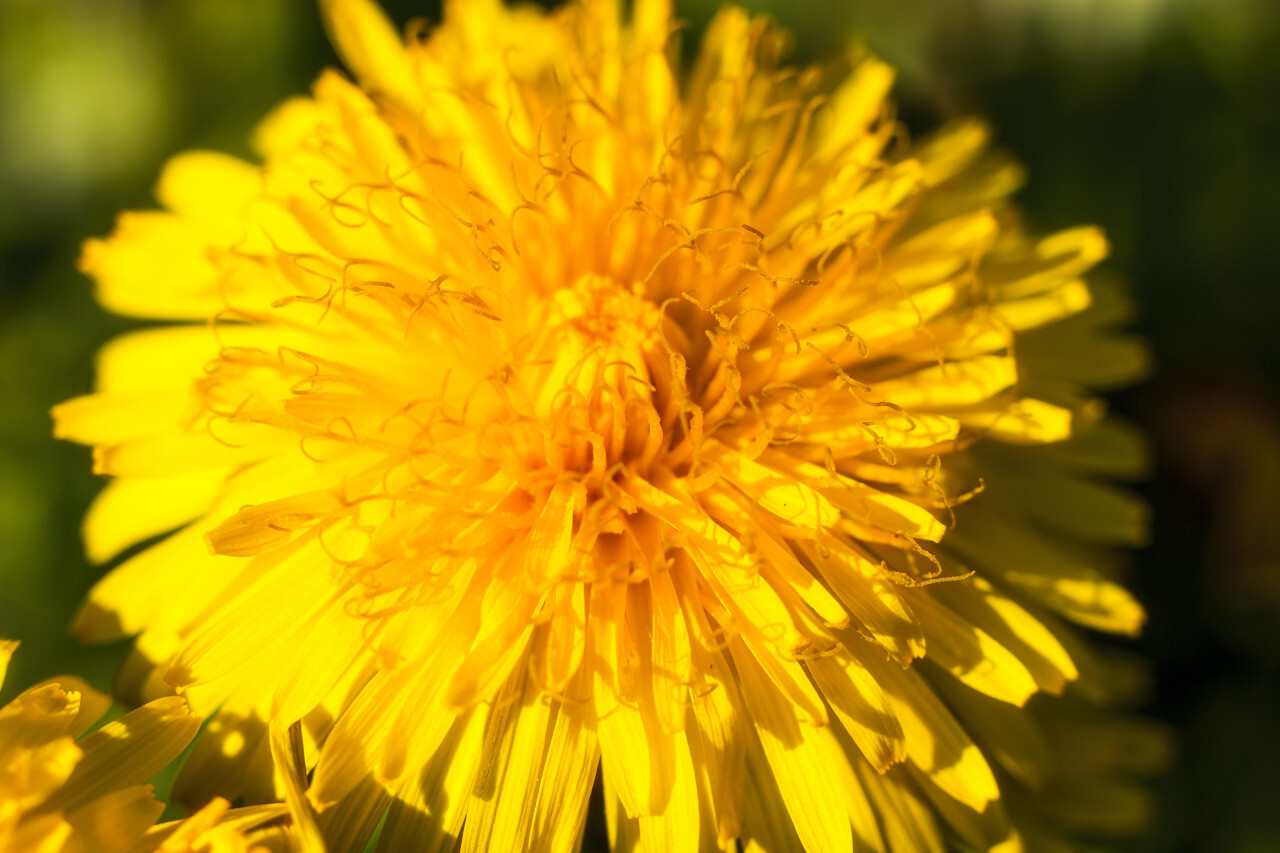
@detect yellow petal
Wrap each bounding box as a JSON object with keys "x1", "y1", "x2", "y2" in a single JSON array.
[
  {"x1": 817, "y1": 55, "x2": 895, "y2": 158},
  {"x1": 594, "y1": 600, "x2": 677, "y2": 819},
  {"x1": 47, "y1": 697, "x2": 200, "y2": 815},
  {"x1": 871, "y1": 355, "x2": 1017, "y2": 411},
  {"x1": 624, "y1": 474, "x2": 809, "y2": 657},
  {"x1": 312, "y1": 648, "x2": 460, "y2": 807},
  {"x1": 754, "y1": 451, "x2": 945, "y2": 544},
  {"x1": 743, "y1": 518, "x2": 849, "y2": 631},
  {"x1": 268, "y1": 723, "x2": 326, "y2": 853},
  {"x1": 61, "y1": 785, "x2": 164, "y2": 853},
  {"x1": 686, "y1": 648, "x2": 745, "y2": 848},
  {"x1": 377, "y1": 709, "x2": 485, "y2": 853},
  {"x1": 0, "y1": 683, "x2": 82, "y2": 753},
  {"x1": 51, "y1": 392, "x2": 194, "y2": 447},
  {"x1": 443, "y1": 588, "x2": 539, "y2": 709},
  {"x1": 139, "y1": 799, "x2": 290, "y2": 852},
  {"x1": 934, "y1": 676, "x2": 1049, "y2": 787},
  {"x1": 701, "y1": 440, "x2": 840, "y2": 531},
  {"x1": 647, "y1": 569, "x2": 693, "y2": 734},
  {"x1": 916, "y1": 153, "x2": 1025, "y2": 227},
  {"x1": 1022, "y1": 328, "x2": 1150, "y2": 390},
  {"x1": 527, "y1": 668, "x2": 600, "y2": 853},
  {"x1": 732, "y1": 642, "x2": 853, "y2": 853},
  {"x1": 959, "y1": 398, "x2": 1073, "y2": 445},
  {"x1": 634, "y1": 727, "x2": 700, "y2": 853},
  {"x1": 860, "y1": 651, "x2": 999, "y2": 811},
  {"x1": 372, "y1": 594, "x2": 489, "y2": 791},
  {"x1": 319, "y1": 0, "x2": 421, "y2": 110},
  {"x1": 809, "y1": 650, "x2": 905, "y2": 772},
  {"x1": 632, "y1": 0, "x2": 677, "y2": 132},
  {"x1": 820, "y1": 480, "x2": 947, "y2": 544},
  {"x1": 849, "y1": 282, "x2": 957, "y2": 345},
  {"x1": 882, "y1": 211, "x2": 999, "y2": 290},
  {"x1": 913, "y1": 119, "x2": 991, "y2": 188},
  {"x1": 930, "y1": 576, "x2": 1078, "y2": 696},
  {"x1": 23, "y1": 676, "x2": 112, "y2": 739},
  {"x1": 740, "y1": 734, "x2": 805, "y2": 853},
  {"x1": 994, "y1": 278, "x2": 1092, "y2": 331},
  {"x1": 523, "y1": 479, "x2": 579, "y2": 585},
  {"x1": 203, "y1": 491, "x2": 342, "y2": 558},
  {"x1": 73, "y1": 524, "x2": 229, "y2": 642},
  {"x1": 5, "y1": 812, "x2": 73, "y2": 853},
  {"x1": 81, "y1": 468, "x2": 226, "y2": 564},
  {"x1": 91, "y1": 326, "x2": 219, "y2": 394},
  {"x1": 736, "y1": 626, "x2": 828, "y2": 729},
  {"x1": 170, "y1": 707, "x2": 270, "y2": 813},
  {"x1": 986, "y1": 226, "x2": 1109, "y2": 299},
  {"x1": 698, "y1": 488, "x2": 846, "y2": 632},
  {"x1": 461, "y1": 670, "x2": 552, "y2": 853},
  {"x1": 0, "y1": 638, "x2": 17, "y2": 689},
  {"x1": 593, "y1": 671, "x2": 660, "y2": 819},
  {"x1": 167, "y1": 537, "x2": 341, "y2": 688},
  {"x1": 605, "y1": 767, "x2": 640, "y2": 853},
  {"x1": 909, "y1": 762, "x2": 1019, "y2": 851},
  {"x1": 798, "y1": 535, "x2": 925, "y2": 664},
  {"x1": 271, "y1": 599, "x2": 369, "y2": 723},
  {"x1": 315, "y1": 774, "x2": 391, "y2": 853},
  {"x1": 92, "y1": 429, "x2": 286, "y2": 478},
  {"x1": 251, "y1": 96, "x2": 325, "y2": 158},
  {"x1": 826, "y1": 735, "x2": 885, "y2": 853},
  {"x1": 79, "y1": 213, "x2": 225, "y2": 320},
  {"x1": 909, "y1": 591, "x2": 1040, "y2": 706},
  {"x1": 10, "y1": 738, "x2": 83, "y2": 811},
  {"x1": 155, "y1": 150, "x2": 261, "y2": 237},
  {"x1": 893, "y1": 313, "x2": 1012, "y2": 361},
  {"x1": 799, "y1": 411, "x2": 961, "y2": 454}
]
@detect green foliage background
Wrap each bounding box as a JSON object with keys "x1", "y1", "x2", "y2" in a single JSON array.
[{"x1": 1, "y1": 0, "x2": 1278, "y2": 849}]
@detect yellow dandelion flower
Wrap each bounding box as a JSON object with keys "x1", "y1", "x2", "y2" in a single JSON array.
[
  {"x1": 0, "y1": 640, "x2": 319, "y2": 853},
  {"x1": 55, "y1": 0, "x2": 1152, "y2": 850}
]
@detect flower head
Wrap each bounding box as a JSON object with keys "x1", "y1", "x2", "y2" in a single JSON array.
[{"x1": 56, "y1": 0, "x2": 1152, "y2": 849}]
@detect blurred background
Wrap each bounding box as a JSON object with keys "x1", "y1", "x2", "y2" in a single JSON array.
[{"x1": 0, "y1": 0, "x2": 1277, "y2": 849}]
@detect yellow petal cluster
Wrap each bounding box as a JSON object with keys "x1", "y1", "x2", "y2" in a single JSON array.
[
  {"x1": 55, "y1": 0, "x2": 1154, "y2": 850},
  {"x1": 0, "y1": 641, "x2": 318, "y2": 853}
]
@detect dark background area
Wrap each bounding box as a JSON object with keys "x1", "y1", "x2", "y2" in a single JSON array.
[{"x1": 1, "y1": 1, "x2": 1277, "y2": 850}]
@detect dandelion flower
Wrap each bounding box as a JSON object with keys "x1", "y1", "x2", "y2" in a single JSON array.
[
  {"x1": 0, "y1": 640, "x2": 314, "y2": 852},
  {"x1": 56, "y1": 0, "x2": 1152, "y2": 849}
]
